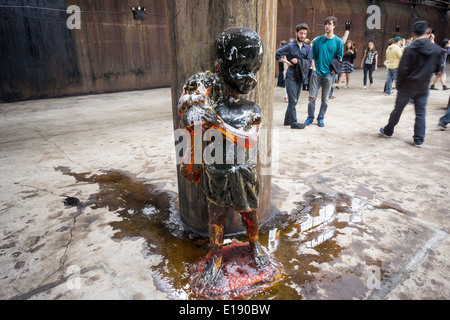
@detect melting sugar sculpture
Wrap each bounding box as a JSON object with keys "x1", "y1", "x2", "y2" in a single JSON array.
[{"x1": 177, "y1": 27, "x2": 282, "y2": 299}]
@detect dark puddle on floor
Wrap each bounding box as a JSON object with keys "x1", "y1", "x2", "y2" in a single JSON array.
[{"x1": 56, "y1": 167, "x2": 372, "y2": 300}]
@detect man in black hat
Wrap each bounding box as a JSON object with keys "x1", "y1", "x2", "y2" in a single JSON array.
[{"x1": 380, "y1": 21, "x2": 442, "y2": 148}]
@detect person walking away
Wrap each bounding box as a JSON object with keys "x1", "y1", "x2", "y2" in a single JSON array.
[
  {"x1": 305, "y1": 16, "x2": 343, "y2": 128},
  {"x1": 384, "y1": 37, "x2": 403, "y2": 95},
  {"x1": 430, "y1": 38, "x2": 450, "y2": 91},
  {"x1": 337, "y1": 40, "x2": 357, "y2": 89},
  {"x1": 361, "y1": 41, "x2": 378, "y2": 89},
  {"x1": 380, "y1": 21, "x2": 441, "y2": 148},
  {"x1": 275, "y1": 24, "x2": 312, "y2": 129}
]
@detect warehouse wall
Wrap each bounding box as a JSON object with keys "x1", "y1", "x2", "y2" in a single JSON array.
[
  {"x1": 1, "y1": 0, "x2": 448, "y2": 102},
  {"x1": 276, "y1": 0, "x2": 449, "y2": 69},
  {"x1": 0, "y1": 0, "x2": 170, "y2": 102}
]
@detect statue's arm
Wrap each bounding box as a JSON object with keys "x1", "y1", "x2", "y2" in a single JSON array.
[{"x1": 204, "y1": 109, "x2": 260, "y2": 150}]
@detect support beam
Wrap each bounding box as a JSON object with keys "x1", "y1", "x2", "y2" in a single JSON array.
[{"x1": 166, "y1": 0, "x2": 277, "y2": 234}]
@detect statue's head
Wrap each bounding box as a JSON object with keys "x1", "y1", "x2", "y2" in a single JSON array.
[{"x1": 215, "y1": 27, "x2": 264, "y2": 95}]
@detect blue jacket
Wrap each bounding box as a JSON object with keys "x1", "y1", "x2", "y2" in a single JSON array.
[{"x1": 276, "y1": 41, "x2": 312, "y2": 82}]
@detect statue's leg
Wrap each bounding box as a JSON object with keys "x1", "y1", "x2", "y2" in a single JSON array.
[
  {"x1": 240, "y1": 210, "x2": 270, "y2": 268},
  {"x1": 198, "y1": 201, "x2": 226, "y2": 286}
]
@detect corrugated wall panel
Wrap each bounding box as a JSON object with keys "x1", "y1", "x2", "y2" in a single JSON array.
[
  {"x1": 1, "y1": 0, "x2": 448, "y2": 102},
  {"x1": 0, "y1": 0, "x2": 171, "y2": 102}
]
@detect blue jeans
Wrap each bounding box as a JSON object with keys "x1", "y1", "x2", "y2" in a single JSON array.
[
  {"x1": 363, "y1": 63, "x2": 375, "y2": 86},
  {"x1": 383, "y1": 90, "x2": 428, "y2": 144},
  {"x1": 328, "y1": 73, "x2": 338, "y2": 98},
  {"x1": 308, "y1": 72, "x2": 333, "y2": 120},
  {"x1": 439, "y1": 106, "x2": 450, "y2": 126},
  {"x1": 284, "y1": 77, "x2": 303, "y2": 125},
  {"x1": 385, "y1": 68, "x2": 398, "y2": 95}
]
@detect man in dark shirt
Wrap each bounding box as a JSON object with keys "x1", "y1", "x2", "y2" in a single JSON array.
[
  {"x1": 380, "y1": 20, "x2": 441, "y2": 148},
  {"x1": 275, "y1": 23, "x2": 312, "y2": 129}
]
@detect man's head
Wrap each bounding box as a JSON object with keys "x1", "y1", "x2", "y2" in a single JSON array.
[
  {"x1": 412, "y1": 20, "x2": 428, "y2": 37},
  {"x1": 393, "y1": 36, "x2": 403, "y2": 45},
  {"x1": 295, "y1": 23, "x2": 309, "y2": 43},
  {"x1": 215, "y1": 27, "x2": 264, "y2": 95},
  {"x1": 324, "y1": 16, "x2": 337, "y2": 34}
]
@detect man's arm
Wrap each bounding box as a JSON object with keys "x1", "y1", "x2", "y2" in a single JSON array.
[
  {"x1": 396, "y1": 48, "x2": 409, "y2": 87},
  {"x1": 276, "y1": 43, "x2": 295, "y2": 66},
  {"x1": 275, "y1": 44, "x2": 290, "y2": 61},
  {"x1": 306, "y1": 45, "x2": 312, "y2": 63},
  {"x1": 433, "y1": 47, "x2": 443, "y2": 74},
  {"x1": 341, "y1": 30, "x2": 350, "y2": 43},
  {"x1": 396, "y1": 46, "x2": 403, "y2": 62},
  {"x1": 336, "y1": 39, "x2": 344, "y2": 60},
  {"x1": 279, "y1": 57, "x2": 293, "y2": 67}
]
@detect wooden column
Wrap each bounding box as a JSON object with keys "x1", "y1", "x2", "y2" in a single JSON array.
[{"x1": 166, "y1": 0, "x2": 277, "y2": 235}]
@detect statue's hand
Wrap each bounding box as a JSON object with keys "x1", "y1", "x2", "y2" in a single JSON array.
[
  {"x1": 182, "y1": 105, "x2": 214, "y2": 128},
  {"x1": 200, "y1": 108, "x2": 222, "y2": 128}
]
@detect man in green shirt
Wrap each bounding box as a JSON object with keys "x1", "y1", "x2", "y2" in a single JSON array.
[{"x1": 305, "y1": 16, "x2": 344, "y2": 127}]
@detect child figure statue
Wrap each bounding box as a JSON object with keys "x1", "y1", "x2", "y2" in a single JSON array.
[{"x1": 177, "y1": 27, "x2": 282, "y2": 299}]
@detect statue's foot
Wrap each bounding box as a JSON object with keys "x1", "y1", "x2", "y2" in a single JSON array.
[
  {"x1": 195, "y1": 257, "x2": 222, "y2": 288},
  {"x1": 251, "y1": 242, "x2": 270, "y2": 269}
]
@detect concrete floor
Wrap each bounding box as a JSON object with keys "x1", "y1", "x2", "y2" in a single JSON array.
[{"x1": 0, "y1": 67, "x2": 449, "y2": 300}]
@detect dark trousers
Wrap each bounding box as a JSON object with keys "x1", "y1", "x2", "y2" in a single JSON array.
[
  {"x1": 363, "y1": 63, "x2": 374, "y2": 86},
  {"x1": 383, "y1": 90, "x2": 428, "y2": 144},
  {"x1": 439, "y1": 96, "x2": 450, "y2": 125},
  {"x1": 277, "y1": 71, "x2": 285, "y2": 87},
  {"x1": 284, "y1": 77, "x2": 303, "y2": 125}
]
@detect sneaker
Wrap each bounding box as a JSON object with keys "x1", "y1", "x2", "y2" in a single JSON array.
[
  {"x1": 318, "y1": 120, "x2": 325, "y2": 127},
  {"x1": 414, "y1": 142, "x2": 423, "y2": 148},
  {"x1": 430, "y1": 85, "x2": 438, "y2": 90},
  {"x1": 291, "y1": 122, "x2": 306, "y2": 129},
  {"x1": 304, "y1": 118, "x2": 314, "y2": 126},
  {"x1": 362, "y1": 86, "x2": 367, "y2": 90},
  {"x1": 438, "y1": 122, "x2": 448, "y2": 131},
  {"x1": 379, "y1": 127, "x2": 392, "y2": 137},
  {"x1": 443, "y1": 85, "x2": 449, "y2": 91}
]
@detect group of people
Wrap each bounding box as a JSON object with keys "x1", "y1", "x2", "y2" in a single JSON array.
[
  {"x1": 275, "y1": 17, "x2": 449, "y2": 147},
  {"x1": 384, "y1": 34, "x2": 450, "y2": 95},
  {"x1": 276, "y1": 16, "x2": 343, "y2": 129}
]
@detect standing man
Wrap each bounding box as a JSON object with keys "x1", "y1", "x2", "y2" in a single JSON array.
[
  {"x1": 306, "y1": 16, "x2": 343, "y2": 127},
  {"x1": 380, "y1": 21, "x2": 441, "y2": 148},
  {"x1": 384, "y1": 36, "x2": 404, "y2": 95},
  {"x1": 275, "y1": 23, "x2": 312, "y2": 129}
]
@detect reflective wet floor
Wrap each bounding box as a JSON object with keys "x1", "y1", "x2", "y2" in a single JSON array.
[
  {"x1": 56, "y1": 167, "x2": 416, "y2": 300},
  {"x1": 1, "y1": 75, "x2": 449, "y2": 300}
]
